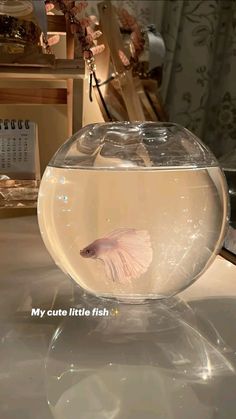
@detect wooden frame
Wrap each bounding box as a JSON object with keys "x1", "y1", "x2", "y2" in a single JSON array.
[
  {"x1": 220, "y1": 248, "x2": 236, "y2": 265},
  {"x1": 0, "y1": 88, "x2": 67, "y2": 104},
  {"x1": 97, "y1": 0, "x2": 167, "y2": 123},
  {"x1": 98, "y1": 0, "x2": 145, "y2": 121},
  {"x1": 0, "y1": 13, "x2": 85, "y2": 136}
]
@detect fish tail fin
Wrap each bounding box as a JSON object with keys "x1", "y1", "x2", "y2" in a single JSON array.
[{"x1": 102, "y1": 228, "x2": 153, "y2": 283}]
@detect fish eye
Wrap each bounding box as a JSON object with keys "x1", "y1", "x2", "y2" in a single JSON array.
[{"x1": 86, "y1": 249, "x2": 90, "y2": 254}]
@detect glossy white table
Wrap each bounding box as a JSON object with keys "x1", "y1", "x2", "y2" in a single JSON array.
[{"x1": 0, "y1": 216, "x2": 236, "y2": 419}]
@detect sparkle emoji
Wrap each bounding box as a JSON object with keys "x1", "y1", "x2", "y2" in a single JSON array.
[{"x1": 111, "y1": 308, "x2": 119, "y2": 316}]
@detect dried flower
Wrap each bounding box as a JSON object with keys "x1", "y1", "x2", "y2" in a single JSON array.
[
  {"x1": 48, "y1": 34, "x2": 60, "y2": 46},
  {"x1": 116, "y1": 6, "x2": 145, "y2": 60},
  {"x1": 91, "y1": 44, "x2": 105, "y2": 56},
  {"x1": 47, "y1": 0, "x2": 105, "y2": 64},
  {"x1": 118, "y1": 9, "x2": 136, "y2": 30},
  {"x1": 118, "y1": 50, "x2": 130, "y2": 67}
]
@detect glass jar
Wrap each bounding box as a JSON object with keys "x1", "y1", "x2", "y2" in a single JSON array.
[
  {"x1": 38, "y1": 122, "x2": 229, "y2": 301},
  {"x1": 0, "y1": 0, "x2": 42, "y2": 54},
  {"x1": 0, "y1": 0, "x2": 33, "y2": 17}
]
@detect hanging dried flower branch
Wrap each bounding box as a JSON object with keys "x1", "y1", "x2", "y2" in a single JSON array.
[
  {"x1": 44, "y1": 0, "x2": 111, "y2": 120},
  {"x1": 116, "y1": 7, "x2": 145, "y2": 62},
  {"x1": 45, "y1": 1, "x2": 144, "y2": 73},
  {"x1": 45, "y1": 0, "x2": 105, "y2": 67},
  {"x1": 43, "y1": 1, "x2": 145, "y2": 122}
]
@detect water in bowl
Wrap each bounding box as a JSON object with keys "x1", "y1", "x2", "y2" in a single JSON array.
[{"x1": 38, "y1": 165, "x2": 227, "y2": 300}]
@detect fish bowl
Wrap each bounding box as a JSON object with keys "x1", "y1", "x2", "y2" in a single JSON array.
[{"x1": 37, "y1": 122, "x2": 228, "y2": 301}]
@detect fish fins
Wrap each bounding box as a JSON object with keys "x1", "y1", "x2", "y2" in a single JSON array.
[{"x1": 101, "y1": 228, "x2": 153, "y2": 283}]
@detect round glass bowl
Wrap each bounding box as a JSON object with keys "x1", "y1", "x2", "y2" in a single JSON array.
[{"x1": 38, "y1": 122, "x2": 229, "y2": 301}]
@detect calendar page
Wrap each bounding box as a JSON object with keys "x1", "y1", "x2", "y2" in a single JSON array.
[{"x1": 0, "y1": 119, "x2": 40, "y2": 180}]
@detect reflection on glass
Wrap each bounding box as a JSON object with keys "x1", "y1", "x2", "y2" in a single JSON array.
[
  {"x1": 220, "y1": 149, "x2": 236, "y2": 255},
  {"x1": 220, "y1": 148, "x2": 236, "y2": 226},
  {"x1": 45, "y1": 297, "x2": 234, "y2": 419}
]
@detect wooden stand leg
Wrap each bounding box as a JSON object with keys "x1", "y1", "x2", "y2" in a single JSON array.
[
  {"x1": 66, "y1": 9, "x2": 75, "y2": 136},
  {"x1": 98, "y1": 0, "x2": 145, "y2": 122},
  {"x1": 73, "y1": 78, "x2": 84, "y2": 133}
]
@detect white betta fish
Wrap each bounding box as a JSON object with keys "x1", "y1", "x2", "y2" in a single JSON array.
[{"x1": 80, "y1": 228, "x2": 153, "y2": 283}]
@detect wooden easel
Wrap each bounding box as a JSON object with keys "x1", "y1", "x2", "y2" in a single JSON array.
[
  {"x1": 98, "y1": 0, "x2": 145, "y2": 122},
  {"x1": 97, "y1": 0, "x2": 168, "y2": 123}
]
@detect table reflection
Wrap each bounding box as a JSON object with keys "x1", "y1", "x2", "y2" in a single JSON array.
[{"x1": 45, "y1": 296, "x2": 236, "y2": 419}]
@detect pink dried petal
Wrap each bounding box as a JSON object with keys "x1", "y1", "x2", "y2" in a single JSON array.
[
  {"x1": 46, "y1": 3, "x2": 54, "y2": 13},
  {"x1": 83, "y1": 49, "x2": 93, "y2": 59},
  {"x1": 48, "y1": 34, "x2": 60, "y2": 46},
  {"x1": 91, "y1": 30, "x2": 102, "y2": 40},
  {"x1": 118, "y1": 8, "x2": 136, "y2": 30},
  {"x1": 86, "y1": 28, "x2": 102, "y2": 42},
  {"x1": 118, "y1": 49, "x2": 130, "y2": 66},
  {"x1": 90, "y1": 44, "x2": 105, "y2": 56},
  {"x1": 89, "y1": 15, "x2": 99, "y2": 26}
]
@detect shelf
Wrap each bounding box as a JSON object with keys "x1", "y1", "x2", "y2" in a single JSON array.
[
  {"x1": 0, "y1": 88, "x2": 67, "y2": 104},
  {"x1": 0, "y1": 59, "x2": 85, "y2": 80},
  {"x1": 47, "y1": 15, "x2": 66, "y2": 33},
  {"x1": 0, "y1": 12, "x2": 85, "y2": 135},
  {"x1": 0, "y1": 68, "x2": 84, "y2": 80}
]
